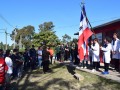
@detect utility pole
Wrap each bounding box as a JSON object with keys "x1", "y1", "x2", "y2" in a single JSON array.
[
  {"x1": 5, "y1": 28, "x2": 8, "y2": 50},
  {"x1": 13, "y1": 28, "x2": 17, "y2": 49},
  {"x1": 19, "y1": 35, "x2": 22, "y2": 49},
  {"x1": 0, "y1": 28, "x2": 9, "y2": 50}
]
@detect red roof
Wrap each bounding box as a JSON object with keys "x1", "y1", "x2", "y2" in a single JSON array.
[{"x1": 93, "y1": 19, "x2": 120, "y2": 34}]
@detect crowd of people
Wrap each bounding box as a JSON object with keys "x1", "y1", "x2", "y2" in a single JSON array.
[{"x1": 0, "y1": 32, "x2": 120, "y2": 89}]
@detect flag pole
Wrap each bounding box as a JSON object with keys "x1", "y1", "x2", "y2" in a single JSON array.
[{"x1": 80, "y1": 1, "x2": 97, "y2": 38}]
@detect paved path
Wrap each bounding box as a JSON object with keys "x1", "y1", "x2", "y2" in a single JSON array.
[{"x1": 62, "y1": 61, "x2": 120, "y2": 83}]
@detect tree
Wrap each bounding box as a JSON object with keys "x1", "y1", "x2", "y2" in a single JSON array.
[
  {"x1": 10, "y1": 25, "x2": 35, "y2": 48},
  {"x1": 0, "y1": 42, "x2": 4, "y2": 49},
  {"x1": 33, "y1": 22, "x2": 59, "y2": 47},
  {"x1": 62, "y1": 34, "x2": 71, "y2": 43},
  {"x1": 39, "y1": 22, "x2": 54, "y2": 32}
]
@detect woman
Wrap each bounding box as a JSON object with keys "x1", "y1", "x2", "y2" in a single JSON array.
[{"x1": 91, "y1": 38, "x2": 100, "y2": 72}]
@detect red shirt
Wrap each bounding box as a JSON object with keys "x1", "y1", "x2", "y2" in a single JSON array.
[{"x1": 0, "y1": 57, "x2": 8, "y2": 84}]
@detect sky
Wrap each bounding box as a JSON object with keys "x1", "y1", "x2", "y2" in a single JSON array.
[{"x1": 0, "y1": 0, "x2": 120, "y2": 45}]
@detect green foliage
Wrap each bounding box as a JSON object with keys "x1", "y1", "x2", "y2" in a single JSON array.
[
  {"x1": 62, "y1": 34, "x2": 71, "y2": 43},
  {"x1": 11, "y1": 25, "x2": 35, "y2": 48},
  {"x1": 39, "y1": 22, "x2": 54, "y2": 32},
  {"x1": 33, "y1": 22, "x2": 60, "y2": 47}
]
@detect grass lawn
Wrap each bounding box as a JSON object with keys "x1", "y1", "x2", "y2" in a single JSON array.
[{"x1": 11, "y1": 63, "x2": 120, "y2": 90}]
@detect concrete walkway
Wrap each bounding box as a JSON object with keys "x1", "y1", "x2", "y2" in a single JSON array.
[{"x1": 62, "y1": 61, "x2": 120, "y2": 83}]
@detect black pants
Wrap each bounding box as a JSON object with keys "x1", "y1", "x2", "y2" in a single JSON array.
[
  {"x1": 113, "y1": 59, "x2": 120, "y2": 71},
  {"x1": 30, "y1": 57, "x2": 36, "y2": 69},
  {"x1": 43, "y1": 60, "x2": 49, "y2": 73},
  {"x1": 50, "y1": 56, "x2": 53, "y2": 64},
  {"x1": 104, "y1": 63, "x2": 109, "y2": 72},
  {"x1": 57, "y1": 53, "x2": 61, "y2": 61},
  {"x1": 81, "y1": 60, "x2": 88, "y2": 67},
  {"x1": 71, "y1": 53, "x2": 74, "y2": 62},
  {"x1": 93, "y1": 62, "x2": 99, "y2": 70},
  {"x1": 89, "y1": 56, "x2": 92, "y2": 66}
]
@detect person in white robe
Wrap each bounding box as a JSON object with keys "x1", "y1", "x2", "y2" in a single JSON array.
[
  {"x1": 5, "y1": 50, "x2": 13, "y2": 85},
  {"x1": 100, "y1": 37, "x2": 112, "y2": 74},
  {"x1": 91, "y1": 38, "x2": 100, "y2": 72},
  {"x1": 111, "y1": 33, "x2": 120, "y2": 71}
]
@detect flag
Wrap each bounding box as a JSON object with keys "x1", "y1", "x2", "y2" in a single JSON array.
[{"x1": 78, "y1": 5, "x2": 93, "y2": 61}]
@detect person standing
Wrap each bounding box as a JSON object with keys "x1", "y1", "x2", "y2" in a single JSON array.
[
  {"x1": 74, "y1": 43, "x2": 79, "y2": 65},
  {"x1": 0, "y1": 49, "x2": 8, "y2": 90},
  {"x1": 100, "y1": 37, "x2": 112, "y2": 74},
  {"x1": 47, "y1": 47, "x2": 54, "y2": 64},
  {"x1": 23, "y1": 49, "x2": 29, "y2": 70},
  {"x1": 64, "y1": 44, "x2": 70, "y2": 61},
  {"x1": 111, "y1": 33, "x2": 120, "y2": 72},
  {"x1": 10, "y1": 49, "x2": 19, "y2": 79},
  {"x1": 89, "y1": 39, "x2": 93, "y2": 67},
  {"x1": 70, "y1": 43, "x2": 75, "y2": 63},
  {"x1": 5, "y1": 50, "x2": 13, "y2": 87},
  {"x1": 91, "y1": 38, "x2": 100, "y2": 72},
  {"x1": 29, "y1": 45, "x2": 37, "y2": 70},
  {"x1": 37, "y1": 46, "x2": 42, "y2": 67},
  {"x1": 42, "y1": 46, "x2": 50, "y2": 73}
]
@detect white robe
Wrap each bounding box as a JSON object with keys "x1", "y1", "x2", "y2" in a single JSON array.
[
  {"x1": 101, "y1": 43, "x2": 112, "y2": 63},
  {"x1": 5, "y1": 57, "x2": 13, "y2": 74},
  {"x1": 91, "y1": 43, "x2": 100, "y2": 62},
  {"x1": 111, "y1": 38, "x2": 120, "y2": 59}
]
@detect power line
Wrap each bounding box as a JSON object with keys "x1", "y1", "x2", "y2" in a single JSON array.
[
  {"x1": 0, "y1": 14, "x2": 14, "y2": 28},
  {"x1": 55, "y1": 16, "x2": 120, "y2": 29}
]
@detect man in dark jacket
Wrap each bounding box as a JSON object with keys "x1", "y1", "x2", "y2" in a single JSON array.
[
  {"x1": 29, "y1": 45, "x2": 37, "y2": 70},
  {"x1": 23, "y1": 49, "x2": 29, "y2": 70},
  {"x1": 42, "y1": 46, "x2": 50, "y2": 73}
]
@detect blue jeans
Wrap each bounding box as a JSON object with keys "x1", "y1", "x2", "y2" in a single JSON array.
[{"x1": 38, "y1": 58, "x2": 42, "y2": 67}]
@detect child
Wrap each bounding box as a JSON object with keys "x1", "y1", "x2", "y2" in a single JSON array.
[
  {"x1": 91, "y1": 38, "x2": 100, "y2": 72},
  {"x1": 100, "y1": 37, "x2": 112, "y2": 74}
]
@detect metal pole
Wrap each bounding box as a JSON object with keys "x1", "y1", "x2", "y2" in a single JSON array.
[
  {"x1": 5, "y1": 28, "x2": 7, "y2": 50},
  {"x1": 13, "y1": 28, "x2": 17, "y2": 49},
  {"x1": 80, "y1": 2, "x2": 97, "y2": 38}
]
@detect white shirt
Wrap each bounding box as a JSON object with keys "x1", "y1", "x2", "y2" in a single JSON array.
[
  {"x1": 5, "y1": 57, "x2": 13, "y2": 74},
  {"x1": 91, "y1": 42, "x2": 100, "y2": 62},
  {"x1": 101, "y1": 43, "x2": 112, "y2": 63},
  {"x1": 111, "y1": 38, "x2": 120, "y2": 59},
  {"x1": 38, "y1": 50, "x2": 42, "y2": 59}
]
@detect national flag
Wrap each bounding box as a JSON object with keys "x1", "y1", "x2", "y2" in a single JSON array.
[{"x1": 78, "y1": 5, "x2": 93, "y2": 61}]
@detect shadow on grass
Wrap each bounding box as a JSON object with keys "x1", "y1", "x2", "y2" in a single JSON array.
[
  {"x1": 11, "y1": 63, "x2": 120, "y2": 90},
  {"x1": 80, "y1": 78, "x2": 120, "y2": 90},
  {"x1": 10, "y1": 64, "x2": 65, "y2": 90}
]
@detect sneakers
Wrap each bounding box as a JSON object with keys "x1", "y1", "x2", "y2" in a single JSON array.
[
  {"x1": 102, "y1": 71, "x2": 109, "y2": 75},
  {"x1": 80, "y1": 67, "x2": 83, "y2": 69},
  {"x1": 92, "y1": 69, "x2": 95, "y2": 72}
]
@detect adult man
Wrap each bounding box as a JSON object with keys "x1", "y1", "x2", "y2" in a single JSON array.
[
  {"x1": 111, "y1": 33, "x2": 120, "y2": 72},
  {"x1": 23, "y1": 49, "x2": 29, "y2": 70},
  {"x1": 42, "y1": 46, "x2": 50, "y2": 73},
  {"x1": 0, "y1": 49, "x2": 8, "y2": 90},
  {"x1": 29, "y1": 45, "x2": 37, "y2": 70}
]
